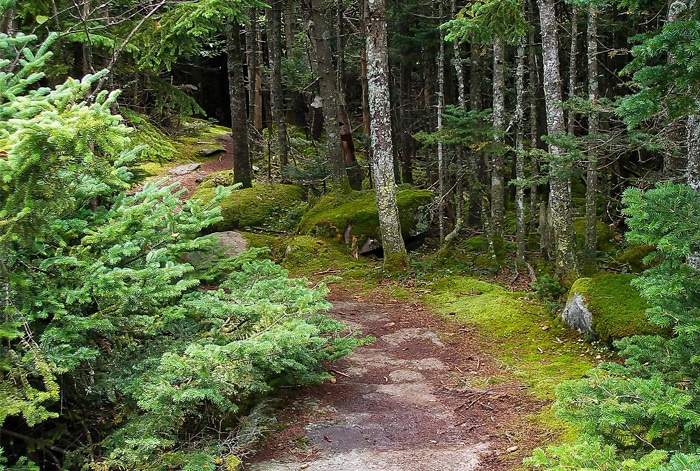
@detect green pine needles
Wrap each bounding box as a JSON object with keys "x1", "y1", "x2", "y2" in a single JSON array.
[
  {"x1": 526, "y1": 181, "x2": 700, "y2": 469},
  {"x1": 0, "y1": 33, "x2": 366, "y2": 470}
]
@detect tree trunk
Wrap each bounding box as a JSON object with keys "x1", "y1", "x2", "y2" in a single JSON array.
[
  {"x1": 246, "y1": 9, "x2": 264, "y2": 131},
  {"x1": 266, "y1": 0, "x2": 289, "y2": 169},
  {"x1": 284, "y1": 0, "x2": 296, "y2": 51},
  {"x1": 399, "y1": 59, "x2": 413, "y2": 184},
  {"x1": 361, "y1": 48, "x2": 372, "y2": 136},
  {"x1": 227, "y1": 21, "x2": 253, "y2": 188},
  {"x1": 365, "y1": 0, "x2": 409, "y2": 272},
  {"x1": 538, "y1": 0, "x2": 580, "y2": 283},
  {"x1": 584, "y1": 5, "x2": 599, "y2": 271},
  {"x1": 528, "y1": 2, "x2": 541, "y2": 236},
  {"x1": 445, "y1": 0, "x2": 467, "y2": 244},
  {"x1": 490, "y1": 36, "x2": 506, "y2": 256},
  {"x1": 303, "y1": 0, "x2": 350, "y2": 191},
  {"x1": 467, "y1": 40, "x2": 484, "y2": 227},
  {"x1": 338, "y1": 104, "x2": 364, "y2": 190},
  {"x1": 515, "y1": 37, "x2": 527, "y2": 267},
  {"x1": 437, "y1": 0, "x2": 446, "y2": 243},
  {"x1": 568, "y1": 3, "x2": 579, "y2": 136}
]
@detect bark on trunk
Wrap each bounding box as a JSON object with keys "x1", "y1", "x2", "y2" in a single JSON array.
[
  {"x1": 303, "y1": 0, "x2": 350, "y2": 191},
  {"x1": 515, "y1": 38, "x2": 527, "y2": 267},
  {"x1": 437, "y1": 0, "x2": 446, "y2": 243},
  {"x1": 490, "y1": 36, "x2": 506, "y2": 256},
  {"x1": 467, "y1": 40, "x2": 484, "y2": 226},
  {"x1": 266, "y1": 0, "x2": 289, "y2": 168},
  {"x1": 445, "y1": 0, "x2": 467, "y2": 244},
  {"x1": 538, "y1": 0, "x2": 580, "y2": 283},
  {"x1": 584, "y1": 6, "x2": 599, "y2": 270},
  {"x1": 227, "y1": 21, "x2": 253, "y2": 188},
  {"x1": 528, "y1": 4, "x2": 541, "y2": 236},
  {"x1": 568, "y1": 3, "x2": 579, "y2": 136},
  {"x1": 365, "y1": 0, "x2": 409, "y2": 272}
]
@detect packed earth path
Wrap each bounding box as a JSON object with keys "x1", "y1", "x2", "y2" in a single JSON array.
[
  {"x1": 160, "y1": 139, "x2": 553, "y2": 471},
  {"x1": 243, "y1": 287, "x2": 543, "y2": 471}
]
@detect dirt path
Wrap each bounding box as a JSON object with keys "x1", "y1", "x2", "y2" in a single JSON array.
[
  {"x1": 244, "y1": 289, "x2": 537, "y2": 471},
  {"x1": 162, "y1": 141, "x2": 545, "y2": 470}
]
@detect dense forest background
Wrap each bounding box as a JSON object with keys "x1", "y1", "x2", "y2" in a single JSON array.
[{"x1": 3, "y1": 0, "x2": 700, "y2": 469}]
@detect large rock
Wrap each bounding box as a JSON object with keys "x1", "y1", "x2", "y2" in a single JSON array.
[
  {"x1": 298, "y1": 189, "x2": 434, "y2": 253},
  {"x1": 562, "y1": 293, "x2": 595, "y2": 337},
  {"x1": 192, "y1": 182, "x2": 307, "y2": 233},
  {"x1": 562, "y1": 274, "x2": 660, "y2": 342}
]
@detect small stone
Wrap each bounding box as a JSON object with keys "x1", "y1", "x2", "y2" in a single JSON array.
[
  {"x1": 541, "y1": 325, "x2": 550, "y2": 331},
  {"x1": 507, "y1": 446, "x2": 519, "y2": 453},
  {"x1": 168, "y1": 163, "x2": 201, "y2": 176},
  {"x1": 300, "y1": 464, "x2": 309, "y2": 469}
]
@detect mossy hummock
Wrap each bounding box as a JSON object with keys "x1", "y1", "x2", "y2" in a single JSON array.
[
  {"x1": 297, "y1": 188, "x2": 434, "y2": 250},
  {"x1": 564, "y1": 274, "x2": 660, "y2": 342},
  {"x1": 192, "y1": 181, "x2": 307, "y2": 233}
]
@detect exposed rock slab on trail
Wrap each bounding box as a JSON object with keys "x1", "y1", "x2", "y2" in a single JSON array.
[{"x1": 246, "y1": 295, "x2": 528, "y2": 470}]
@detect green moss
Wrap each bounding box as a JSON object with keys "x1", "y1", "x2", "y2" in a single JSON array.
[
  {"x1": 568, "y1": 274, "x2": 660, "y2": 341},
  {"x1": 192, "y1": 183, "x2": 307, "y2": 232},
  {"x1": 240, "y1": 232, "x2": 371, "y2": 277},
  {"x1": 197, "y1": 170, "x2": 236, "y2": 190},
  {"x1": 383, "y1": 252, "x2": 411, "y2": 273},
  {"x1": 459, "y1": 235, "x2": 490, "y2": 252},
  {"x1": 424, "y1": 276, "x2": 594, "y2": 400},
  {"x1": 572, "y1": 217, "x2": 616, "y2": 253},
  {"x1": 616, "y1": 244, "x2": 656, "y2": 273},
  {"x1": 298, "y1": 189, "x2": 434, "y2": 244}
]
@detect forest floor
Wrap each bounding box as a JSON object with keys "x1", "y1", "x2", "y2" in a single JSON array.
[
  {"x1": 155, "y1": 136, "x2": 584, "y2": 471},
  {"x1": 243, "y1": 286, "x2": 544, "y2": 471}
]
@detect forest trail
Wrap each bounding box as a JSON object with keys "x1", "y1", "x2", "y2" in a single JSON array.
[
  {"x1": 243, "y1": 288, "x2": 539, "y2": 471},
  {"x1": 162, "y1": 147, "x2": 547, "y2": 470}
]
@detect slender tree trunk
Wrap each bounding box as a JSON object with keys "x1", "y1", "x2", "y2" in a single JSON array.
[
  {"x1": 584, "y1": 5, "x2": 599, "y2": 271},
  {"x1": 284, "y1": 0, "x2": 295, "y2": 51},
  {"x1": 266, "y1": 0, "x2": 289, "y2": 169},
  {"x1": 361, "y1": 48, "x2": 372, "y2": 136},
  {"x1": 490, "y1": 36, "x2": 506, "y2": 256},
  {"x1": 538, "y1": 0, "x2": 580, "y2": 283},
  {"x1": 338, "y1": 104, "x2": 364, "y2": 189},
  {"x1": 246, "y1": 9, "x2": 264, "y2": 131},
  {"x1": 227, "y1": 21, "x2": 253, "y2": 188},
  {"x1": 437, "y1": 1, "x2": 446, "y2": 243},
  {"x1": 568, "y1": 3, "x2": 579, "y2": 136},
  {"x1": 399, "y1": 60, "x2": 413, "y2": 184},
  {"x1": 445, "y1": 0, "x2": 467, "y2": 245},
  {"x1": 468, "y1": 40, "x2": 484, "y2": 226},
  {"x1": 303, "y1": 0, "x2": 350, "y2": 191},
  {"x1": 528, "y1": 5, "x2": 541, "y2": 236},
  {"x1": 515, "y1": 38, "x2": 527, "y2": 267},
  {"x1": 365, "y1": 0, "x2": 409, "y2": 272}
]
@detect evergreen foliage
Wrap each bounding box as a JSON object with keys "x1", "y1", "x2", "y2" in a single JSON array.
[
  {"x1": 526, "y1": 181, "x2": 700, "y2": 468},
  {"x1": 0, "y1": 33, "x2": 365, "y2": 469}
]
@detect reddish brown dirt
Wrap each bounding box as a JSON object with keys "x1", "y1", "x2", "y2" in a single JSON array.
[
  {"x1": 242, "y1": 287, "x2": 547, "y2": 471},
  {"x1": 170, "y1": 136, "x2": 234, "y2": 199}
]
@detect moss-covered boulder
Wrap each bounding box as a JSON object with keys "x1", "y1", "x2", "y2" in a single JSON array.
[
  {"x1": 298, "y1": 189, "x2": 434, "y2": 252},
  {"x1": 562, "y1": 274, "x2": 660, "y2": 342},
  {"x1": 191, "y1": 182, "x2": 307, "y2": 233}
]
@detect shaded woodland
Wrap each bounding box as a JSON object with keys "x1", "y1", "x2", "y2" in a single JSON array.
[{"x1": 3, "y1": 0, "x2": 700, "y2": 469}]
